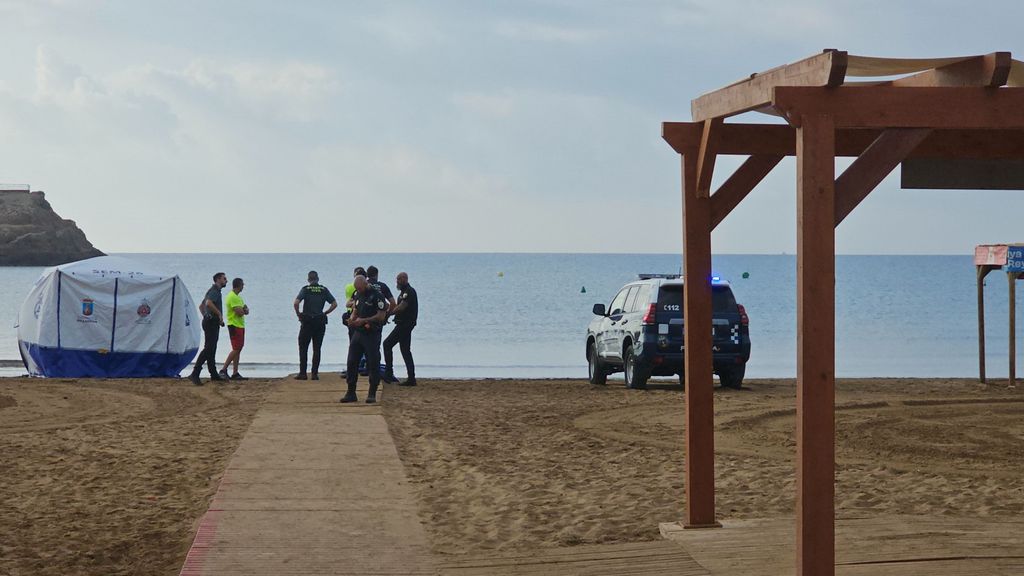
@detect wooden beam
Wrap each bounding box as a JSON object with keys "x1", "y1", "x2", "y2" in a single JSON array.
[
  {"x1": 833, "y1": 129, "x2": 931, "y2": 226},
  {"x1": 774, "y1": 86, "x2": 1024, "y2": 129},
  {"x1": 709, "y1": 155, "x2": 783, "y2": 230},
  {"x1": 889, "y1": 52, "x2": 1011, "y2": 87},
  {"x1": 696, "y1": 118, "x2": 722, "y2": 198},
  {"x1": 663, "y1": 122, "x2": 1024, "y2": 159},
  {"x1": 691, "y1": 50, "x2": 848, "y2": 122},
  {"x1": 979, "y1": 266, "x2": 990, "y2": 383},
  {"x1": 1011, "y1": 272, "x2": 1017, "y2": 387},
  {"x1": 681, "y1": 151, "x2": 719, "y2": 529},
  {"x1": 796, "y1": 114, "x2": 836, "y2": 576},
  {"x1": 905, "y1": 130, "x2": 1024, "y2": 161},
  {"x1": 902, "y1": 157, "x2": 1024, "y2": 190}
]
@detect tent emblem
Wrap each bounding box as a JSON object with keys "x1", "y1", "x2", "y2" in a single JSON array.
[
  {"x1": 33, "y1": 298, "x2": 42, "y2": 319},
  {"x1": 135, "y1": 299, "x2": 153, "y2": 325},
  {"x1": 81, "y1": 298, "x2": 94, "y2": 317}
]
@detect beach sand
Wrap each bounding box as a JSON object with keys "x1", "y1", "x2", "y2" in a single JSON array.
[
  {"x1": 2, "y1": 376, "x2": 1023, "y2": 574},
  {"x1": 382, "y1": 378, "x2": 1024, "y2": 557},
  {"x1": 0, "y1": 377, "x2": 274, "y2": 576}
]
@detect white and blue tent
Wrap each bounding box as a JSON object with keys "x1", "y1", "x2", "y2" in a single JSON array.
[{"x1": 17, "y1": 256, "x2": 201, "y2": 377}]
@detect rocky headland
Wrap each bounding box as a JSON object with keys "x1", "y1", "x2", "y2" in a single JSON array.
[{"x1": 0, "y1": 189, "x2": 104, "y2": 266}]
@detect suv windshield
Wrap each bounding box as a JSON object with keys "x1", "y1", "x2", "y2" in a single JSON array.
[{"x1": 658, "y1": 284, "x2": 737, "y2": 313}]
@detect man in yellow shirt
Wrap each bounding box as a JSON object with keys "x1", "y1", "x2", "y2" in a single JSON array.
[{"x1": 219, "y1": 277, "x2": 249, "y2": 380}]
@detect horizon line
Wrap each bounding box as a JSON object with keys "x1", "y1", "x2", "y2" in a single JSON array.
[{"x1": 101, "y1": 250, "x2": 978, "y2": 257}]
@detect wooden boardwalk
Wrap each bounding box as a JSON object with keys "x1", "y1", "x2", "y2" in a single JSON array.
[
  {"x1": 438, "y1": 541, "x2": 707, "y2": 575},
  {"x1": 662, "y1": 516, "x2": 1024, "y2": 575},
  {"x1": 178, "y1": 378, "x2": 437, "y2": 576}
]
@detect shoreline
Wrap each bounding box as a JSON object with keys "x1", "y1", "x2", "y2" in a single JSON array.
[{"x1": 0, "y1": 370, "x2": 1015, "y2": 384}]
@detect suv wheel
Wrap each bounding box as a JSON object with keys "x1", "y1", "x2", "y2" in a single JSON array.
[
  {"x1": 718, "y1": 363, "x2": 745, "y2": 389},
  {"x1": 623, "y1": 346, "x2": 649, "y2": 390},
  {"x1": 587, "y1": 342, "x2": 607, "y2": 385}
]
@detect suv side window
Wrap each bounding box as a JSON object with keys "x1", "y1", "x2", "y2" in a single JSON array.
[
  {"x1": 609, "y1": 288, "x2": 630, "y2": 316},
  {"x1": 623, "y1": 286, "x2": 640, "y2": 314},
  {"x1": 631, "y1": 284, "x2": 651, "y2": 313}
]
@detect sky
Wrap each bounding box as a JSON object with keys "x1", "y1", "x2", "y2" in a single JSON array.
[{"x1": 1, "y1": 0, "x2": 1022, "y2": 254}]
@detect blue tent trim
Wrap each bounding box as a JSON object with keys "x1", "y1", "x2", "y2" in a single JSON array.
[{"x1": 20, "y1": 342, "x2": 198, "y2": 378}]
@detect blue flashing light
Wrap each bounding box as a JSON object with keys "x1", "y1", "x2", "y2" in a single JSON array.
[{"x1": 711, "y1": 275, "x2": 721, "y2": 282}]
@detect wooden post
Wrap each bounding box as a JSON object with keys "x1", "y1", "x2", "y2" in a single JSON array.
[
  {"x1": 978, "y1": 266, "x2": 989, "y2": 383},
  {"x1": 681, "y1": 151, "x2": 719, "y2": 528},
  {"x1": 1010, "y1": 271, "x2": 1017, "y2": 386},
  {"x1": 796, "y1": 114, "x2": 836, "y2": 576}
]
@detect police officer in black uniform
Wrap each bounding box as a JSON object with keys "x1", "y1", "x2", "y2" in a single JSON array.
[
  {"x1": 366, "y1": 265, "x2": 397, "y2": 314},
  {"x1": 383, "y1": 271, "x2": 418, "y2": 386},
  {"x1": 341, "y1": 275, "x2": 387, "y2": 404},
  {"x1": 293, "y1": 270, "x2": 338, "y2": 380}
]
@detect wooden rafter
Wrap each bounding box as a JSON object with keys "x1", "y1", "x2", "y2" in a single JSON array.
[
  {"x1": 691, "y1": 50, "x2": 847, "y2": 122},
  {"x1": 773, "y1": 86, "x2": 1024, "y2": 129},
  {"x1": 696, "y1": 118, "x2": 722, "y2": 197},
  {"x1": 709, "y1": 155, "x2": 783, "y2": 230},
  {"x1": 833, "y1": 129, "x2": 932, "y2": 226},
  {"x1": 888, "y1": 52, "x2": 1011, "y2": 87}
]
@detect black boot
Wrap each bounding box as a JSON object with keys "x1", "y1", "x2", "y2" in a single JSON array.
[
  {"x1": 366, "y1": 382, "x2": 379, "y2": 404},
  {"x1": 339, "y1": 383, "x2": 358, "y2": 403}
]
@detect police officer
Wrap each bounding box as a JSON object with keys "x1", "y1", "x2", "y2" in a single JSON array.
[
  {"x1": 342, "y1": 266, "x2": 365, "y2": 344},
  {"x1": 293, "y1": 270, "x2": 338, "y2": 380},
  {"x1": 366, "y1": 265, "x2": 397, "y2": 314},
  {"x1": 341, "y1": 275, "x2": 387, "y2": 404},
  {"x1": 383, "y1": 272, "x2": 418, "y2": 386}
]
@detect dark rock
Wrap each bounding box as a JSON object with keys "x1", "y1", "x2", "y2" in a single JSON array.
[{"x1": 0, "y1": 190, "x2": 104, "y2": 266}]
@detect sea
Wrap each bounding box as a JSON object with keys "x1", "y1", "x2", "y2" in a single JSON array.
[{"x1": 0, "y1": 253, "x2": 1019, "y2": 380}]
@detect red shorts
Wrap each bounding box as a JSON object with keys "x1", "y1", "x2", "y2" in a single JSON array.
[{"x1": 228, "y1": 326, "x2": 245, "y2": 350}]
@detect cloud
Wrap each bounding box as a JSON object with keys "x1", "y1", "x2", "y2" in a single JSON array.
[
  {"x1": 450, "y1": 91, "x2": 516, "y2": 118},
  {"x1": 116, "y1": 58, "x2": 340, "y2": 124},
  {"x1": 495, "y1": 21, "x2": 607, "y2": 44},
  {"x1": 4, "y1": 2, "x2": 1024, "y2": 254},
  {"x1": 307, "y1": 143, "x2": 510, "y2": 206},
  {"x1": 358, "y1": 6, "x2": 449, "y2": 51},
  {"x1": 0, "y1": 46, "x2": 349, "y2": 251},
  {"x1": 33, "y1": 45, "x2": 106, "y2": 106},
  {"x1": 658, "y1": 0, "x2": 838, "y2": 43}
]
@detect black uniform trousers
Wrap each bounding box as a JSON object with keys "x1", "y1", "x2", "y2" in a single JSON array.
[
  {"x1": 347, "y1": 329, "x2": 381, "y2": 389},
  {"x1": 192, "y1": 316, "x2": 220, "y2": 376},
  {"x1": 383, "y1": 322, "x2": 415, "y2": 380},
  {"x1": 298, "y1": 314, "x2": 328, "y2": 375}
]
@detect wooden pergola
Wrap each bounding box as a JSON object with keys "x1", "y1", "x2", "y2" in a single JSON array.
[{"x1": 663, "y1": 50, "x2": 1024, "y2": 575}]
